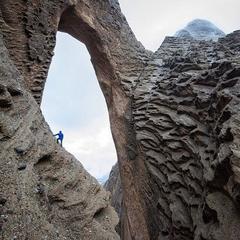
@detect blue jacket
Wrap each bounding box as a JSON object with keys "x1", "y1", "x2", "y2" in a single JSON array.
[{"x1": 56, "y1": 131, "x2": 64, "y2": 140}]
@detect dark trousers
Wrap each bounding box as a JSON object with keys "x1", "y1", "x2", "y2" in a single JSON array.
[{"x1": 57, "y1": 138, "x2": 63, "y2": 147}]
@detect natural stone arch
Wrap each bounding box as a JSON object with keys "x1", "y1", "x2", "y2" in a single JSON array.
[
  {"x1": 0, "y1": 0, "x2": 154, "y2": 239},
  {"x1": 1, "y1": 0, "x2": 240, "y2": 240},
  {"x1": 57, "y1": 3, "x2": 155, "y2": 239}
]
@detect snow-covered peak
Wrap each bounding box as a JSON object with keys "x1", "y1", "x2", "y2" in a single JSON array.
[{"x1": 175, "y1": 19, "x2": 225, "y2": 41}]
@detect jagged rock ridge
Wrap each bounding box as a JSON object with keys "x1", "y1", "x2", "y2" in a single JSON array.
[
  {"x1": 175, "y1": 19, "x2": 225, "y2": 41},
  {"x1": 1, "y1": 1, "x2": 240, "y2": 240}
]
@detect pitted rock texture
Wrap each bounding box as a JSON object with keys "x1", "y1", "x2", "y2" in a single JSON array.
[
  {"x1": 1, "y1": 1, "x2": 240, "y2": 240},
  {"x1": 106, "y1": 31, "x2": 240, "y2": 239},
  {"x1": 132, "y1": 34, "x2": 240, "y2": 239}
]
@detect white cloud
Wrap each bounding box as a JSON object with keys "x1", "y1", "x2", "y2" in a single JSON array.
[{"x1": 49, "y1": 115, "x2": 117, "y2": 179}]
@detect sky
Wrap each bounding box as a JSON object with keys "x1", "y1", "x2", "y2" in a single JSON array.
[
  {"x1": 41, "y1": 36, "x2": 116, "y2": 182},
  {"x1": 120, "y1": 0, "x2": 240, "y2": 50},
  {"x1": 41, "y1": 0, "x2": 240, "y2": 182}
]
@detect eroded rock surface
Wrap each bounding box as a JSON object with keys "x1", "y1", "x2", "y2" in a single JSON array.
[
  {"x1": 106, "y1": 30, "x2": 240, "y2": 239},
  {"x1": 0, "y1": 33, "x2": 119, "y2": 239},
  {"x1": 1, "y1": 1, "x2": 240, "y2": 240}
]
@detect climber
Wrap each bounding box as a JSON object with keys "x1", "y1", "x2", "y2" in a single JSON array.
[{"x1": 54, "y1": 131, "x2": 64, "y2": 147}]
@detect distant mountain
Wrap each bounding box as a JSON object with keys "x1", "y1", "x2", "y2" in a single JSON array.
[
  {"x1": 97, "y1": 174, "x2": 109, "y2": 185},
  {"x1": 175, "y1": 19, "x2": 225, "y2": 41}
]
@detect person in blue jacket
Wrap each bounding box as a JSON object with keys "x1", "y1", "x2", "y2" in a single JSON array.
[{"x1": 54, "y1": 131, "x2": 64, "y2": 147}]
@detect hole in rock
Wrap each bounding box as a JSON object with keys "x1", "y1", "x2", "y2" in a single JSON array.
[
  {"x1": 0, "y1": 99, "x2": 12, "y2": 109},
  {"x1": 7, "y1": 87, "x2": 22, "y2": 97},
  {"x1": 41, "y1": 32, "x2": 117, "y2": 184},
  {"x1": 34, "y1": 154, "x2": 52, "y2": 167},
  {"x1": 18, "y1": 164, "x2": 27, "y2": 171},
  {"x1": 93, "y1": 207, "x2": 105, "y2": 219},
  {"x1": 0, "y1": 197, "x2": 6, "y2": 206},
  {"x1": 202, "y1": 204, "x2": 218, "y2": 224}
]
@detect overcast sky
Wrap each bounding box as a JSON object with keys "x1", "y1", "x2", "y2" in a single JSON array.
[
  {"x1": 41, "y1": 0, "x2": 240, "y2": 182},
  {"x1": 120, "y1": 0, "x2": 240, "y2": 50}
]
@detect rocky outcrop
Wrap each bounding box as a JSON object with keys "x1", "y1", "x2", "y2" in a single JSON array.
[
  {"x1": 104, "y1": 164, "x2": 122, "y2": 233},
  {"x1": 106, "y1": 30, "x2": 240, "y2": 239},
  {"x1": 1, "y1": 1, "x2": 240, "y2": 240},
  {"x1": 175, "y1": 19, "x2": 225, "y2": 41},
  {"x1": 0, "y1": 33, "x2": 119, "y2": 239}
]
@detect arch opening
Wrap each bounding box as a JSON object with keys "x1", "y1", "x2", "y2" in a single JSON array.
[{"x1": 41, "y1": 32, "x2": 117, "y2": 183}]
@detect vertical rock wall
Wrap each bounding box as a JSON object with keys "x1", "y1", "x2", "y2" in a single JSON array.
[
  {"x1": 106, "y1": 32, "x2": 240, "y2": 239},
  {"x1": 132, "y1": 34, "x2": 240, "y2": 239}
]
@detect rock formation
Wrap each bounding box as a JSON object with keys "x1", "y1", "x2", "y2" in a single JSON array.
[
  {"x1": 106, "y1": 28, "x2": 240, "y2": 239},
  {"x1": 0, "y1": 29, "x2": 119, "y2": 240},
  {"x1": 1, "y1": 1, "x2": 240, "y2": 240}
]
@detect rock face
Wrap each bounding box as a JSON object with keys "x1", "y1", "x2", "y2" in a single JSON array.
[
  {"x1": 1, "y1": 1, "x2": 240, "y2": 240},
  {"x1": 0, "y1": 34, "x2": 119, "y2": 240},
  {"x1": 175, "y1": 19, "x2": 225, "y2": 41},
  {"x1": 106, "y1": 29, "x2": 240, "y2": 239},
  {"x1": 104, "y1": 164, "x2": 122, "y2": 233}
]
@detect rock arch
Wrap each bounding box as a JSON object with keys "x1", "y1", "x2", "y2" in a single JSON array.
[
  {"x1": 1, "y1": 0, "x2": 240, "y2": 240},
  {"x1": 0, "y1": 0, "x2": 153, "y2": 239}
]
